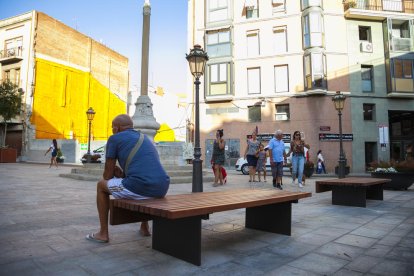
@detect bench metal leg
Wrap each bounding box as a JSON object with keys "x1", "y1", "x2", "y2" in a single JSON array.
[
  {"x1": 366, "y1": 184, "x2": 383, "y2": 200},
  {"x1": 152, "y1": 216, "x2": 202, "y2": 266},
  {"x1": 332, "y1": 186, "x2": 366, "y2": 207},
  {"x1": 245, "y1": 202, "x2": 292, "y2": 235}
]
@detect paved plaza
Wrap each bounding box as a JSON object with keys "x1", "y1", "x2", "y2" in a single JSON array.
[{"x1": 0, "y1": 163, "x2": 413, "y2": 275}]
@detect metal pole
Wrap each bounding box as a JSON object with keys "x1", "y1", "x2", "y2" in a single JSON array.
[
  {"x1": 338, "y1": 110, "x2": 346, "y2": 178},
  {"x1": 140, "y1": 1, "x2": 150, "y2": 97},
  {"x1": 192, "y1": 77, "x2": 203, "y2": 192},
  {"x1": 87, "y1": 120, "x2": 92, "y2": 163}
]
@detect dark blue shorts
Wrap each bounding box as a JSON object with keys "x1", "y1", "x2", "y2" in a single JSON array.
[{"x1": 246, "y1": 154, "x2": 258, "y2": 167}]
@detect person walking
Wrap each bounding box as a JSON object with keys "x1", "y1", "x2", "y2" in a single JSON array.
[
  {"x1": 86, "y1": 114, "x2": 170, "y2": 243},
  {"x1": 287, "y1": 131, "x2": 310, "y2": 188},
  {"x1": 256, "y1": 143, "x2": 267, "y2": 182},
  {"x1": 44, "y1": 139, "x2": 59, "y2": 168},
  {"x1": 317, "y1": 150, "x2": 327, "y2": 174},
  {"x1": 212, "y1": 129, "x2": 226, "y2": 187},
  {"x1": 244, "y1": 131, "x2": 260, "y2": 182},
  {"x1": 268, "y1": 130, "x2": 287, "y2": 190}
]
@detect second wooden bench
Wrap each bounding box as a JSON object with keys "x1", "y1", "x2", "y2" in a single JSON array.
[{"x1": 315, "y1": 177, "x2": 391, "y2": 207}]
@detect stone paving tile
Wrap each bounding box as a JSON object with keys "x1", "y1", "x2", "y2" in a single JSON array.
[
  {"x1": 315, "y1": 242, "x2": 364, "y2": 261},
  {"x1": 350, "y1": 226, "x2": 389, "y2": 239},
  {"x1": 387, "y1": 246, "x2": 414, "y2": 262},
  {"x1": 287, "y1": 252, "x2": 348, "y2": 275},
  {"x1": 267, "y1": 264, "x2": 321, "y2": 276},
  {"x1": 267, "y1": 240, "x2": 319, "y2": 258},
  {"x1": 377, "y1": 234, "x2": 403, "y2": 246},
  {"x1": 368, "y1": 259, "x2": 414, "y2": 276},
  {"x1": 310, "y1": 226, "x2": 352, "y2": 238},
  {"x1": 344, "y1": 254, "x2": 381, "y2": 273},
  {"x1": 364, "y1": 243, "x2": 393, "y2": 258},
  {"x1": 398, "y1": 236, "x2": 414, "y2": 249},
  {"x1": 335, "y1": 234, "x2": 378, "y2": 248},
  {"x1": 334, "y1": 268, "x2": 364, "y2": 276},
  {"x1": 0, "y1": 259, "x2": 45, "y2": 276},
  {"x1": 190, "y1": 261, "x2": 263, "y2": 276},
  {"x1": 294, "y1": 232, "x2": 338, "y2": 246},
  {"x1": 232, "y1": 251, "x2": 293, "y2": 273}
]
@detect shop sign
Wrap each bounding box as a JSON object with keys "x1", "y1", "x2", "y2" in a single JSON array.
[
  {"x1": 319, "y1": 133, "x2": 353, "y2": 141},
  {"x1": 247, "y1": 133, "x2": 291, "y2": 143}
]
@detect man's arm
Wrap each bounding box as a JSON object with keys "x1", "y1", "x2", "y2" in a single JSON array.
[{"x1": 103, "y1": 158, "x2": 117, "y2": 180}]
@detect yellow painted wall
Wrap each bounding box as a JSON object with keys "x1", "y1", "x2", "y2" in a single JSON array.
[
  {"x1": 31, "y1": 58, "x2": 126, "y2": 143},
  {"x1": 154, "y1": 123, "x2": 176, "y2": 142}
]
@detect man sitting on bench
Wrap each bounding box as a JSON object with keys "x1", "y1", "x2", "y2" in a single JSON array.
[{"x1": 86, "y1": 114, "x2": 170, "y2": 243}]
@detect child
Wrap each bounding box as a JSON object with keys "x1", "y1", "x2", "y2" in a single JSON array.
[{"x1": 256, "y1": 144, "x2": 267, "y2": 182}]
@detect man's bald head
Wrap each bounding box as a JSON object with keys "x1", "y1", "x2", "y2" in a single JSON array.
[{"x1": 112, "y1": 114, "x2": 133, "y2": 133}]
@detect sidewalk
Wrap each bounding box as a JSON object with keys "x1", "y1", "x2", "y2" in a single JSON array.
[{"x1": 0, "y1": 163, "x2": 413, "y2": 275}]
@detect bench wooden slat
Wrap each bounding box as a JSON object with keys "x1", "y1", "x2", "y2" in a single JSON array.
[{"x1": 112, "y1": 189, "x2": 311, "y2": 219}]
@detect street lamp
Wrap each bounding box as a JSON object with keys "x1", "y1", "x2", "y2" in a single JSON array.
[
  {"x1": 186, "y1": 45, "x2": 208, "y2": 192},
  {"x1": 86, "y1": 107, "x2": 96, "y2": 163},
  {"x1": 332, "y1": 91, "x2": 347, "y2": 178}
]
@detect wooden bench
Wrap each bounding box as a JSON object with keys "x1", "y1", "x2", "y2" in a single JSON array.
[
  {"x1": 315, "y1": 177, "x2": 391, "y2": 207},
  {"x1": 110, "y1": 188, "x2": 311, "y2": 266}
]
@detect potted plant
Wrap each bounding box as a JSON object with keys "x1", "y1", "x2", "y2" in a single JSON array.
[
  {"x1": 303, "y1": 160, "x2": 314, "y2": 178},
  {"x1": 81, "y1": 153, "x2": 102, "y2": 163},
  {"x1": 0, "y1": 80, "x2": 21, "y2": 163},
  {"x1": 369, "y1": 160, "x2": 414, "y2": 190},
  {"x1": 343, "y1": 0, "x2": 357, "y2": 9},
  {"x1": 56, "y1": 148, "x2": 65, "y2": 163}
]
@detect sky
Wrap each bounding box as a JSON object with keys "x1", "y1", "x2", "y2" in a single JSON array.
[{"x1": 0, "y1": 0, "x2": 189, "y2": 95}]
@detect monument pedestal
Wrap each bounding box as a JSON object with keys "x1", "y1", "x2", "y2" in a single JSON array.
[{"x1": 132, "y1": 95, "x2": 160, "y2": 141}]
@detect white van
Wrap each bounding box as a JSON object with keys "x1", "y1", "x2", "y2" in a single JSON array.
[{"x1": 235, "y1": 143, "x2": 290, "y2": 175}]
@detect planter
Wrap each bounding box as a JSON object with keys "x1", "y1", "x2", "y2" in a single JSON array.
[
  {"x1": 56, "y1": 157, "x2": 65, "y2": 163},
  {"x1": 0, "y1": 148, "x2": 17, "y2": 163},
  {"x1": 335, "y1": 166, "x2": 350, "y2": 176},
  {"x1": 371, "y1": 172, "x2": 414, "y2": 190},
  {"x1": 81, "y1": 159, "x2": 102, "y2": 164}
]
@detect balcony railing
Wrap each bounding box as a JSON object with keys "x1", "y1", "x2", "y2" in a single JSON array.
[
  {"x1": 344, "y1": 0, "x2": 414, "y2": 14},
  {"x1": 0, "y1": 46, "x2": 23, "y2": 59},
  {"x1": 392, "y1": 37, "x2": 413, "y2": 51}
]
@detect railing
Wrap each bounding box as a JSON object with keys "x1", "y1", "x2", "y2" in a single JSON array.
[
  {"x1": 392, "y1": 37, "x2": 413, "y2": 51},
  {"x1": 343, "y1": 0, "x2": 414, "y2": 14},
  {"x1": 0, "y1": 46, "x2": 23, "y2": 59}
]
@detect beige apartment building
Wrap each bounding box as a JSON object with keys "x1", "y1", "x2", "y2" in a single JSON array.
[{"x1": 187, "y1": 0, "x2": 414, "y2": 173}]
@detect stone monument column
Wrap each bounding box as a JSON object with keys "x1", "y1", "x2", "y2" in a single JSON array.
[{"x1": 132, "y1": 0, "x2": 160, "y2": 140}]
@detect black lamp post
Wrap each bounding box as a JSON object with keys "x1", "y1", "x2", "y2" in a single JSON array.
[
  {"x1": 86, "y1": 107, "x2": 96, "y2": 163},
  {"x1": 332, "y1": 91, "x2": 347, "y2": 178},
  {"x1": 186, "y1": 45, "x2": 208, "y2": 192}
]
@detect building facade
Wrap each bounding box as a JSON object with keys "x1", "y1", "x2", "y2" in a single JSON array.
[
  {"x1": 0, "y1": 11, "x2": 129, "y2": 162},
  {"x1": 187, "y1": 0, "x2": 414, "y2": 173}
]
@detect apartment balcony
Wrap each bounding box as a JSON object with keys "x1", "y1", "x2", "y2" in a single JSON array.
[
  {"x1": 344, "y1": 0, "x2": 414, "y2": 20},
  {"x1": 0, "y1": 47, "x2": 23, "y2": 64}
]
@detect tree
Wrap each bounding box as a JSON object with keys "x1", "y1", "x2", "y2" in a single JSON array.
[{"x1": 0, "y1": 80, "x2": 21, "y2": 147}]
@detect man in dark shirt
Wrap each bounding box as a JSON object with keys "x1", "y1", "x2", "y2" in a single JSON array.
[{"x1": 86, "y1": 114, "x2": 170, "y2": 243}]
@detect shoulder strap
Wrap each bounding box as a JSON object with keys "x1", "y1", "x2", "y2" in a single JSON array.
[{"x1": 124, "y1": 131, "x2": 145, "y2": 175}]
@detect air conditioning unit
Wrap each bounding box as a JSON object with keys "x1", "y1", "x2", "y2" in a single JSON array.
[
  {"x1": 360, "y1": 41, "x2": 373, "y2": 53},
  {"x1": 275, "y1": 113, "x2": 288, "y2": 121}
]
